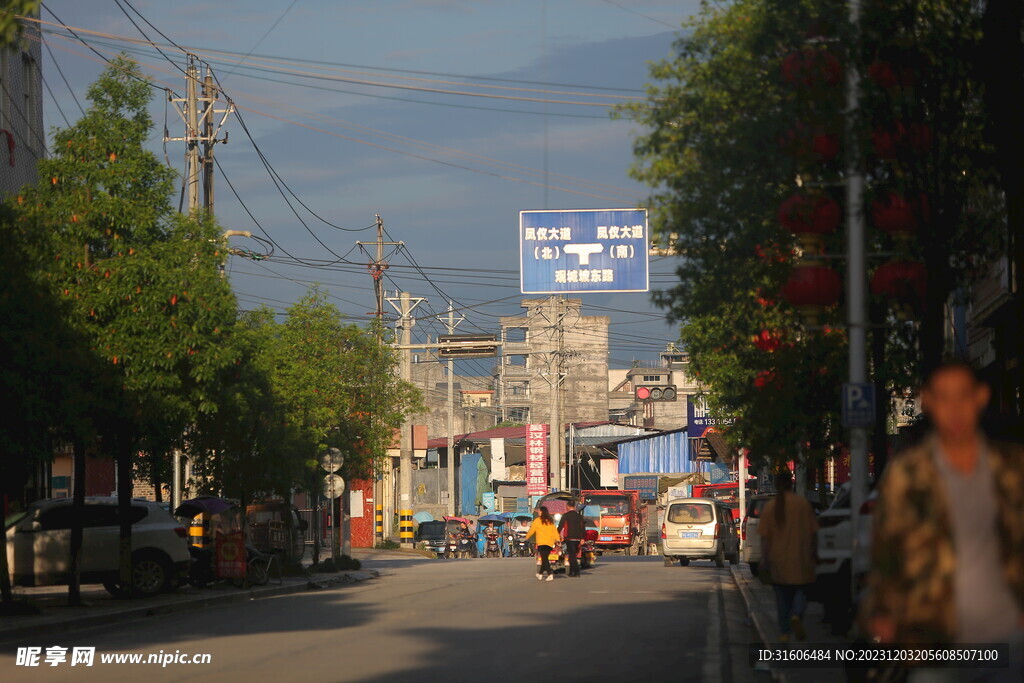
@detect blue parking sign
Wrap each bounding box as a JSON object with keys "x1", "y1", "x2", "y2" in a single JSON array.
[
  {"x1": 520, "y1": 209, "x2": 649, "y2": 294},
  {"x1": 842, "y1": 383, "x2": 875, "y2": 429}
]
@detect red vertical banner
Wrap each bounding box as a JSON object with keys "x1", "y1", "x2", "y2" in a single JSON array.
[{"x1": 526, "y1": 424, "x2": 549, "y2": 496}]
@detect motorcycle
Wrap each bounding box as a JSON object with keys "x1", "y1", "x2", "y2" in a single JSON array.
[
  {"x1": 484, "y1": 534, "x2": 501, "y2": 558},
  {"x1": 457, "y1": 534, "x2": 474, "y2": 559},
  {"x1": 514, "y1": 532, "x2": 533, "y2": 558},
  {"x1": 444, "y1": 534, "x2": 459, "y2": 559}
]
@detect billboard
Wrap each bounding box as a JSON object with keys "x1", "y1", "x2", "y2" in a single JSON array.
[
  {"x1": 520, "y1": 208, "x2": 649, "y2": 294},
  {"x1": 622, "y1": 474, "x2": 659, "y2": 500},
  {"x1": 525, "y1": 424, "x2": 549, "y2": 496},
  {"x1": 686, "y1": 395, "x2": 736, "y2": 438}
]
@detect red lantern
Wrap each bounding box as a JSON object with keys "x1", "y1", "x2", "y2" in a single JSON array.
[
  {"x1": 873, "y1": 121, "x2": 933, "y2": 160},
  {"x1": 780, "y1": 124, "x2": 840, "y2": 163},
  {"x1": 781, "y1": 263, "x2": 842, "y2": 321},
  {"x1": 870, "y1": 192, "x2": 929, "y2": 238},
  {"x1": 871, "y1": 260, "x2": 927, "y2": 314},
  {"x1": 781, "y1": 48, "x2": 842, "y2": 87},
  {"x1": 779, "y1": 192, "x2": 840, "y2": 251}
]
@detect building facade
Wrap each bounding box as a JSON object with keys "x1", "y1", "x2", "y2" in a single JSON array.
[
  {"x1": 608, "y1": 348, "x2": 698, "y2": 430},
  {"x1": 0, "y1": 36, "x2": 43, "y2": 196},
  {"x1": 494, "y1": 298, "x2": 610, "y2": 426}
]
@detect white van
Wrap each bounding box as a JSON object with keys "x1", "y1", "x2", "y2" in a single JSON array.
[{"x1": 661, "y1": 498, "x2": 739, "y2": 567}]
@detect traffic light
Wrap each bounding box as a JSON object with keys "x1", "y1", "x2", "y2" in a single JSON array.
[{"x1": 634, "y1": 385, "x2": 677, "y2": 402}]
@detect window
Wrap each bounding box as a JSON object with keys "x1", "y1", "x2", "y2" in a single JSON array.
[
  {"x1": 82, "y1": 505, "x2": 148, "y2": 527},
  {"x1": 38, "y1": 506, "x2": 75, "y2": 531},
  {"x1": 506, "y1": 381, "x2": 529, "y2": 397},
  {"x1": 506, "y1": 354, "x2": 527, "y2": 367},
  {"x1": 21, "y1": 53, "x2": 37, "y2": 152},
  {"x1": 506, "y1": 407, "x2": 530, "y2": 422},
  {"x1": 642, "y1": 375, "x2": 665, "y2": 383},
  {"x1": 505, "y1": 327, "x2": 527, "y2": 343},
  {"x1": 668, "y1": 503, "x2": 713, "y2": 524}
]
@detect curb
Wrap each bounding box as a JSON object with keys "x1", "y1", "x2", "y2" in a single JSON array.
[
  {"x1": 0, "y1": 570, "x2": 378, "y2": 644},
  {"x1": 730, "y1": 564, "x2": 785, "y2": 682}
]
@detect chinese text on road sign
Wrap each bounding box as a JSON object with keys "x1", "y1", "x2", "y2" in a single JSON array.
[{"x1": 520, "y1": 209, "x2": 649, "y2": 294}]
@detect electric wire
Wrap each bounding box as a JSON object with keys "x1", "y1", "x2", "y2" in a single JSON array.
[{"x1": 41, "y1": 35, "x2": 84, "y2": 116}]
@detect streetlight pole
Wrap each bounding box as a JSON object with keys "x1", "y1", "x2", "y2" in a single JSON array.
[{"x1": 846, "y1": 0, "x2": 868, "y2": 603}]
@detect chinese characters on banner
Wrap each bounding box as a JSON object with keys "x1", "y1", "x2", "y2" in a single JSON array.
[
  {"x1": 525, "y1": 424, "x2": 549, "y2": 496},
  {"x1": 215, "y1": 530, "x2": 246, "y2": 579}
]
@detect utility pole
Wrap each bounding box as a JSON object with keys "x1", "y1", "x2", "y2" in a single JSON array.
[
  {"x1": 358, "y1": 215, "x2": 402, "y2": 322},
  {"x1": 545, "y1": 295, "x2": 565, "y2": 492},
  {"x1": 846, "y1": 0, "x2": 868, "y2": 604},
  {"x1": 165, "y1": 56, "x2": 233, "y2": 216},
  {"x1": 387, "y1": 292, "x2": 425, "y2": 547},
  {"x1": 358, "y1": 216, "x2": 403, "y2": 541},
  {"x1": 445, "y1": 300, "x2": 464, "y2": 516}
]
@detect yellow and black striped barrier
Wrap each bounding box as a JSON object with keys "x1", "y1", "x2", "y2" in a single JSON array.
[
  {"x1": 375, "y1": 505, "x2": 384, "y2": 541},
  {"x1": 188, "y1": 513, "x2": 210, "y2": 549},
  {"x1": 399, "y1": 509, "x2": 414, "y2": 545}
]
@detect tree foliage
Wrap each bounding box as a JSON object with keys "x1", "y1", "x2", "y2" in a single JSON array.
[{"x1": 627, "y1": 0, "x2": 1000, "y2": 470}]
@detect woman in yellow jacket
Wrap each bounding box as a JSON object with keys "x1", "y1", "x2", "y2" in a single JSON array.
[{"x1": 525, "y1": 506, "x2": 561, "y2": 581}]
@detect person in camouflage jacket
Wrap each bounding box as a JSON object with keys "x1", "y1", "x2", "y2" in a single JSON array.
[{"x1": 860, "y1": 362, "x2": 1024, "y2": 647}]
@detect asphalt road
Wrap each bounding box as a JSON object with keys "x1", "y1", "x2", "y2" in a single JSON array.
[{"x1": 0, "y1": 553, "x2": 765, "y2": 683}]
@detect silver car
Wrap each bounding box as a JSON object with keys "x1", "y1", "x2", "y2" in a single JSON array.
[{"x1": 661, "y1": 498, "x2": 739, "y2": 567}]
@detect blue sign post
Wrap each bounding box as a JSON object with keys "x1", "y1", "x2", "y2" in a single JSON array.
[
  {"x1": 842, "y1": 383, "x2": 875, "y2": 428},
  {"x1": 520, "y1": 209, "x2": 649, "y2": 294}
]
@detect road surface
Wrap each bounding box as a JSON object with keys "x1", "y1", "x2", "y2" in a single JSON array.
[{"x1": 0, "y1": 553, "x2": 764, "y2": 682}]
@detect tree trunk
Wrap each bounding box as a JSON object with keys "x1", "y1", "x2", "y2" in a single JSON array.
[
  {"x1": 68, "y1": 438, "x2": 86, "y2": 606},
  {"x1": 116, "y1": 428, "x2": 133, "y2": 594}
]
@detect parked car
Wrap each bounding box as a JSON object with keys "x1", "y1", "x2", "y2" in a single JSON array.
[
  {"x1": 812, "y1": 484, "x2": 877, "y2": 633},
  {"x1": 740, "y1": 494, "x2": 775, "y2": 575},
  {"x1": 5, "y1": 497, "x2": 190, "y2": 597},
  {"x1": 415, "y1": 521, "x2": 449, "y2": 556},
  {"x1": 660, "y1": 498, "x2": 739, "y2": 567}
]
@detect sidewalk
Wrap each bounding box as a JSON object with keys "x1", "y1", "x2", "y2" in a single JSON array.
[
  {"x1": 0, "y1": 568, "x2": 377, "y2": 644},
  {"x1": 731, "y1": 563, "x2": 847, "y2": 682}
]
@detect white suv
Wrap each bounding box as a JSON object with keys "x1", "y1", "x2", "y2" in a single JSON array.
[
  {"x1": 812, "y1": 485, "x2": 876, "y2": 633},
  {"x1": 6, "y1": 497, "x2": 190, "y2": 596}
]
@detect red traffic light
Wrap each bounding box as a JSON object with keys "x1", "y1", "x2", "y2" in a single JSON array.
[{"x1": 634, "y1": 385, "x2": 677, "y2": 402}]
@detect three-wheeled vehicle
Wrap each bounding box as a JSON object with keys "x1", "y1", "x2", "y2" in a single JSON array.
[
  {"x1": 245, "y1": 502, "x2": 309, "y2": 568},
  {"x1": 504, "y1": 512, "x2": 534, "y2": 557},
  {"x1": 442, "y1": 516, "x2": 475, "y2": 559},
  {"x1": 536, "y1": 491, "x2": 599, "y2": 572},
  {"x1": 477, "y1": 514, "x2": 506, "y2": 558},
  {"x1": 174, "y1": 496, "x2": 272, "y2": 588}
]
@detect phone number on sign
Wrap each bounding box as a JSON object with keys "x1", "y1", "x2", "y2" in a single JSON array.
[{"x1": 748, "y1": 645, "x2": 1007, "y2": 669}]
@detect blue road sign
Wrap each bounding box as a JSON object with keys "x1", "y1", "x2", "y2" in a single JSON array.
[
  {"x1": 842, "y1": 382, "x2": 876, "y2": 429},
  {"x1": 520, "y1": 209, "x2": 649, "y2": 294}
]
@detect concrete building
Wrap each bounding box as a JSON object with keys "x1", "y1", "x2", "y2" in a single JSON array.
[
  {"x1": 494, "y1": 298, "x2": 610, "y2": 426},
  {"x1": 411, "y1": 350, "x2": 499, "y2": 441},
  {"x1": 608, "y1": 347, "x2": 699, "y2": 430},
  {"x1": 0, "y1": 35, "x2": 44, "y2": 196}
]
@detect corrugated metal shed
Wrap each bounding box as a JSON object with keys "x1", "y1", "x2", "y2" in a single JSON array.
[{"x1": 617, "y1": 428, "x2": 711, "y2": 475}]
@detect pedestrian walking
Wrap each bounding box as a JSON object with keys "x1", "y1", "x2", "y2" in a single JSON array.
[
  {"x1": 758, "y1": 470, "x2": 818, "y2": 642},
  {"x1": 558, "y1": 500, "x2": 586, "y2": 577},
  {"x1": 525, "y1": 506, "x2": 560, "y2": 581},
  {"x1": 861, "y1": 361, "x2": 1024, "y2": 682}
]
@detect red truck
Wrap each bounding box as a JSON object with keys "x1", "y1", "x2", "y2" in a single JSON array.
[{"x1": 581, "y1": 490, "x2": 649, "y2": 555}]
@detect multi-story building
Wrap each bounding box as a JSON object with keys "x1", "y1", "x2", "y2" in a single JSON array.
[
  {"x1": 411, "y1": 350, "x2": 499, "y2": 439},
  {"x1": 494, "y1": 298, "x2": 610, "y2": 425},
  {"x1": 0, "y1": 36, "x2": 44, "y2": 195}
]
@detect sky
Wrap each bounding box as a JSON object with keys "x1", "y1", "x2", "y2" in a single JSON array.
[{"x1": 37, "y1": 0, "x2": 701, "y2": 380}]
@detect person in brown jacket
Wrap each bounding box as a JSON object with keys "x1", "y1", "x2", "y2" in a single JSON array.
[{"x1": 759, "y1": 470, "x2": 818, "y2": 642}]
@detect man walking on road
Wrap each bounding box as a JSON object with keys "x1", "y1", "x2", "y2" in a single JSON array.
[
  {"x1": 558, "y1": 500, "x2": 586, "y2": 578},
  {"x1": 861, "y1": 361, "x2": 1024, "y2": 681}
]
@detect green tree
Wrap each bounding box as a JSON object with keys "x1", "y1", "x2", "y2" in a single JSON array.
[
  {"x1": 11, "y1": 56, "x2": 236, "y2": 601},
  {"x1": 626, "y1": 0, "x2": 998, "y2": 473}
]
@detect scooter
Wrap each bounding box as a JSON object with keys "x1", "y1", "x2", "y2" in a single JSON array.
[
  {"x1": 457, "y1": 534, "x2": 474, "y2": 559},
  {"x1": 444, "y1": 535, "x2": 459, "y2": 559},
  {"x1": 514, "y1": 532, "x2": 533, "y2": 558},
  {"x1": 484, "y1": 534, "x2": 501, "y2": 558}
]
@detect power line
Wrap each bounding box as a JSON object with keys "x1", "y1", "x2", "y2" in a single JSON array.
[
  {"x1": 41, "y1": 35, "x2": 84, "y2": 116},
  {"x1": 219, "y1": 0, "x2": 300, "y2": 80}
]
